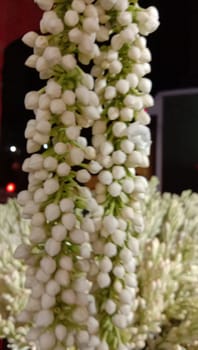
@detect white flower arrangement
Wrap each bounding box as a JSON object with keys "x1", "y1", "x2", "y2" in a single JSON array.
[
  {"x1": 134, "y1": 178, "x2": 198, "y2": 350},
  {"x1": 0, "y1": 200, "x2": 35, "y2": 350},
  {"x1": 14, "y1": 0, "x2": 159, "y2": 349}
]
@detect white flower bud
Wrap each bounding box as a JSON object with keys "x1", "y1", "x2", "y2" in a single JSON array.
[
  {"x1": 61, "y1": 289, "x2": 76, "y2": 304},
  {"x1": 70, "y1": 229, "x2": 88, "y2": 244},
  {"x1": 44, "y1": 178, "x2": 59, "y2": 195},
  {"x1": 50, "y1": 98, "x2": 66, "y2": 114},
  {"x1": 70, "y1": 147, "x2": 84, "y2": 165},
  {"x1": 30, "y1": 227, "x2": 46, "y2": 243},
  {"x1": 61, "y1": 110, "x2": 76, "y2": 126},
  {"x1": 76, "y1": 169, "x2": 91, "y2": 183},
  {"x1": 111, "y1": 229, "x2": 126, "y2": 246},
  {"x1": 41, "y1": 294, "x2": 56, "y2": 309},
  {"x1": 61, "y1": 213, "x2": 76, "y2": 230},
  {"x1": 112, "y1": 150, "x2": 126, "y2": 165},
  {"x1": 97, "y1": 272, "x2": 111, "y2": 288},
  {"x1": 43, "y1": 46, "x2": 62, "y2": 65},
  {"x1": 55, "y1": 324, "x2": 67, "y2": 342},
  {"x1": 62, "y1": 54, "x2": 77, "y2": 71},
  {"x1": 43, "y1": 156, "x2": 58, "y2": 170},
  {"x1": 108, "y1": 182, "x2": 122, "y2": 197},
  {"x1": 40, "y1": 256, "x2": 56, "y2": 275},
  {"x1": 62, "y1": 90, "x2": 76, "y2": 105},
  {"x1": 39, "y1": 330, "x2": 56, "y2": 349},
  {"x1": 66, "y1": 125, "x2": 81, "y2": 140},
  {"x1": 22, "y1": 31, "x2": 38, "y2": 47},
  {"x1": 104, "y1": 242, "x2": 117, "y2": 257},
  {"x1": 46, "y1": 279, "x2": 61, "y2": 296},
  {"x1": 138, "y1": 77, "x2": 152, "y2": 93},
  {"x1": 64, "y1": 10, "x2": 79, "y2": 26},
  {"x1": 25, "y1": 91, "x2": 39, "y2": 110},
  {"x1": 112, "y1": 122, "x2": 127, "y2": 137},
  {"x1": 57, "y1": 163, "x2": 71, "y2": 176},
  {"x1": 72, "y1": 0, "x2": 86, "y2": 12},
  {"x1": 35, "y1": 310, "x2": 54, "y2": 327},
  {"x1": 100, "y1": 256, "x2": 112, "y2": 273},
  {"x1": 104, "y1": 300, "x2": 116, "y2": 317},
  {"x1": 46, "y1": 79, "x2": 62, "y2": 98},
  {"x1": 112, "y1": 314, "x2": 127, "y2": 329},
  {"x1": 45, "y1": 238, "x2": 61, "y2": 256},
  {"x1": 104, "y1": 86, "x2": 117, "y2": 100},
  {"x1": 72, "y1": 306, "x2": 89, "y2": 323},
  {"x1": 55, "y1": 269, "x2": 70, "y2": 286}
]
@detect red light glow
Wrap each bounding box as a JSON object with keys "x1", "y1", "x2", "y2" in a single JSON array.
[{"x1": 6, "y1": 182, "x2": 16, "y2": 193}]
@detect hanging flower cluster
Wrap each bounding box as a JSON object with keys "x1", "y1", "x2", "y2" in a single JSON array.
[
  {"x1": 0, "y1": 200, "x2": 34, "y2": 350},
  {"x1": 15, "y1": 0, "x2": 159, "y2": 349}
]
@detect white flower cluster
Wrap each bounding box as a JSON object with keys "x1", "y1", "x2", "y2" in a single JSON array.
[
  {"x1": 16, "y1": 0, "x2": 159, "y2": 349},
  {"x1": 0, "y1": 200, "x2": 34, "y2": 350},
  {"x1": 131, "y1": 179, "x2": 198, "y2": 350}
]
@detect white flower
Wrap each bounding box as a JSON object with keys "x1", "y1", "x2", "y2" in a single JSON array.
[
  {"x1": 104, "y1": 242, "x2": 117, "y2": 257},
  {"x1": 46, "y1": 79, "x2": 62, "y2": 98},
  {"x1": 64, "y1": 10, "x2": 79, "y2": 27},
  {"x1": 22, "y1": 31, "x2": 38, "y2": 47},
  {"x1": 62, "y1": 90, "x2": 76, "y2": 105},
  {"x1": 61, "y1": 213, "x2": 76, "y2": 230},
  {"x1": 39, "y1": 330, "x2": 56, "y2": 349},
  {"x1": 109, "y1": 60, "x2": 123, "y2": 74},
  {"x1": 61, "y1": 110, "x2": 76, "y2": 126},
  {"x1": 122, "y1": 178, "x2": 135, "y2": 194},
  {"x1": 45, "y1": 238, "x2": 61, "y2": 256},
  {"x1": 97, "y1": 272, "x2": 111, "y2": 288},
  {"x1": 50, "y1": 98, "x2": 66, "y2": 114},
  {"x1": 108, "y1": 182, "x2": 122, "y2": 197},
  {"x1": 61, "y1": 289, "x2": 76, "y2": 304},
  {"x1": 72, "y1": 0, "x2": 86, "y2": 13},
  {"x1": 35, "y1": 309, "x2": 54, "y2": 327},
  {"x1": 55, "y1": 324, "x2": 67, "y2": 342},
  {"x1": 104, "y1": 86, "x2": 117, "y2": 100},
  {"x1": 120, "y1": 139, "x2": 134, "y2": 154},
  {"x1": 46, "y1": 279, "x2": 61, "y2": 296},
  {"x1": 99, "y1": 256, "x2": 112, "y2": 273},
  {"x1": 44, "y1": 178, "x2": 59, "y2": 195},
  {"x1": 127, "y1": 122, "x2": 151, "y2": 152},
  {"x1": 112, "y1": 122, "x2": 127, "y2": 137},
  {"x1": 41, "y1": 293, "x2": 56, "y2": 309},
  {"x1": 138, "y1": 77, "x2": 152, "y2": 93},
  {"x1": 62, "y1": 54, "x2": 77, "y2": 71},
  {"x1": 98, "y1": 170, "x2": 113, "y2": 185},
  {"x1": 70, "y1": 147, "x2": 85, "y2": 165},
  {"x1": 72, "y1": 306, "x2": 89, "y2": 323},
  {"x1": 112, "y1": 150, "x2": 126, "y2": 165},
  {"x1": 70, "y1": 229, "x2": 89, "y2": 244},
  {"x1": 55, "y1": 269, "x2": 70, "y2": 286},
  {"x1": 45, "y1": 203, "x2": 60, "y2": 222},
  {"x1": 43, "y1": 156, "x2": 58, "y2": 170},
  {"x1": 40, "y1": 256, "x2": 56, "y2": 275},
  {"x1": 111, "y1": 229, "x2": 126, "y2": 246},
  {"x1": 76, "y1": 169, "x2": 91, "y2": 183},
  {"x1": 51, "y1": 224, "x2": 67, "y2": 241},
  {"x1": 126, "y1": 73, "x2": 139, "y2": 88},
  {"x1": 25, "y1": 91, "x2": 39, "y2": 110},
  {"x1": 43, "y1": 46, "x2": 62, "y2": 65},
  {"x1": 59, "y1": 198, "x2": 74, "y2": 212},
  {"x1": 112, "y1": 314, "x2": 127, "y2": 329},
  {"x1": 66, "y1": 125, "x2": 81, "y2": 140},
  {"x1": 107, "y1": 106, "x2": 119, "y2": 120}
]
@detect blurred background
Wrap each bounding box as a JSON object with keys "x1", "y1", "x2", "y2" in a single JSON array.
[{"x1": 0, "y1": 0, "x2": 198, "y2": 202}]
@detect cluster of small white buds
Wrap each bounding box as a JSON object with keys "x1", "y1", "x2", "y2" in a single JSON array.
[{"x1": 16, "y1": 0, "x2": 159, "y2": 349}]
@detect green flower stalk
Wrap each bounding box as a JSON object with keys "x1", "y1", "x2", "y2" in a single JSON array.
[{"x1": 15, "y1": 0, "x2": 159, "y2": 349}]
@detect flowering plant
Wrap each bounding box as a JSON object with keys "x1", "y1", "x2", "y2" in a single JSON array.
[
  {"x1": 15, "y1": 0, "x2": 159, "y2": 349},
  {"x1": 135, "y1": 178, "x2": 198, "y2": 350},
  {"x1": 0, "y1": 199, "x2": 34, "y2": 350}
]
